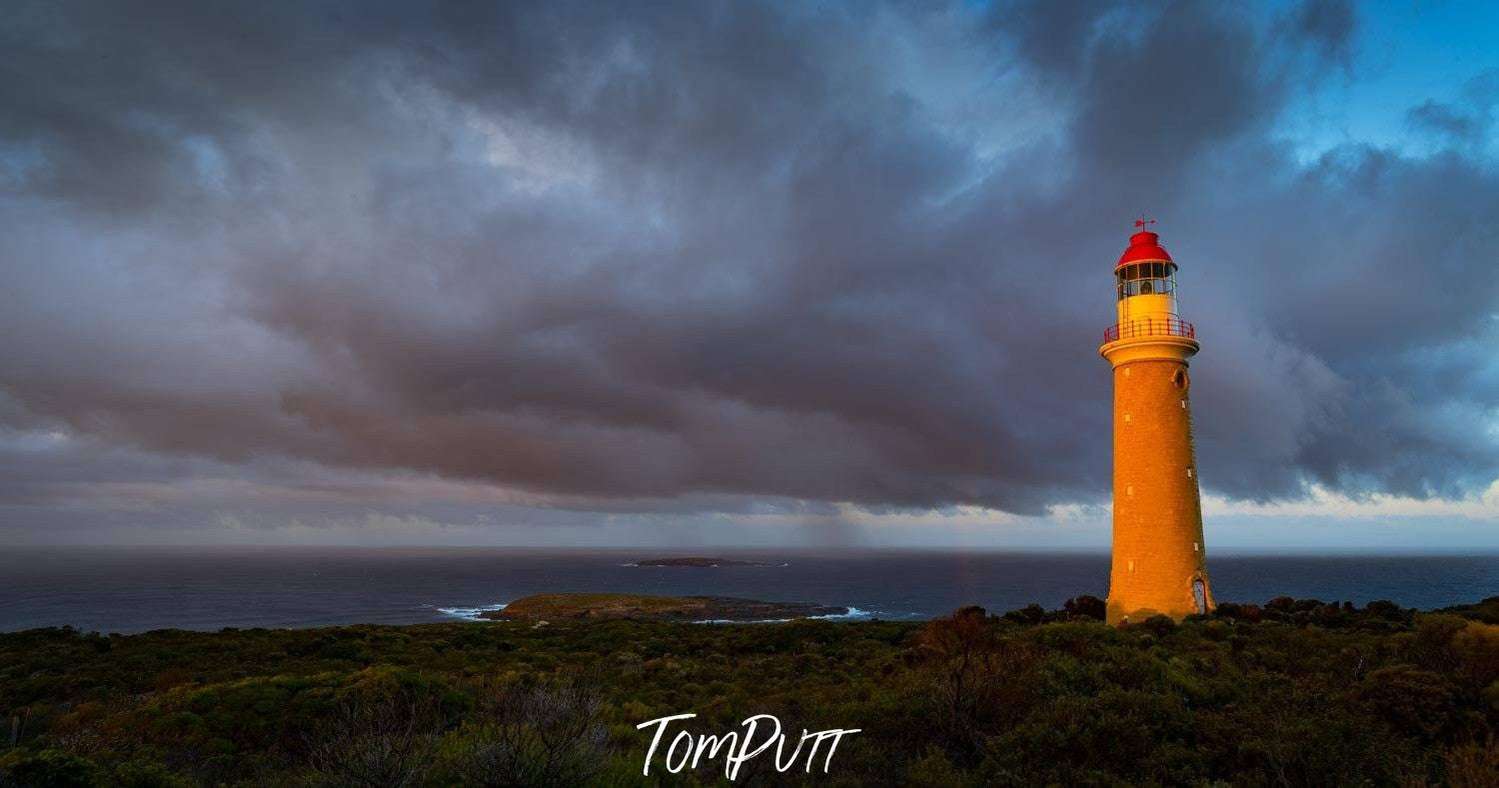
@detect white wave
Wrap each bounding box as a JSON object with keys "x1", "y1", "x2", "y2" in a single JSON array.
[
  {"x1": 693, "y1": 606, "x2": 880, "y2": 624},
  {"x1": 436, "y1": 603, "x2": 508, "y2": 621},
  {"x1": 811, "y1": 606, "x2": 874, "y2": 620},
  {"x1": 621, "y1": 561, "x2": 789, "y2": 567}
]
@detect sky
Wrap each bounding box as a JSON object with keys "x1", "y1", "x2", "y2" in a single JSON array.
[{"x1": 1, "y1": 0, "x2": 1497, "y2": 550}]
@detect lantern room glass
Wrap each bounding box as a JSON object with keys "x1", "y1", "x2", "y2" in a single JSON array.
[{"x1": 1115, "y1": 262, "x2": 1177, "y2": 301}]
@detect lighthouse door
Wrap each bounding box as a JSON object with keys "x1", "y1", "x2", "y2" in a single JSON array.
[{"x1": 1192, "y1": 578, "x2": 1207, "y2": 614}]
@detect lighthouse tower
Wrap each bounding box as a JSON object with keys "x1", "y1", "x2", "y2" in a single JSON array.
[{"x1": 1100, "y1": 221, "x2": 1213, "y2": 625}]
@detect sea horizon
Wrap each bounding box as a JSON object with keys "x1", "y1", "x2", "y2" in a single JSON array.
[
  {"x1": 9, "y1": 542, "x2": 1499, "y2": 556},
  {"x1": 5, "y1": 545, "x2": 1497, "y2": 635}
]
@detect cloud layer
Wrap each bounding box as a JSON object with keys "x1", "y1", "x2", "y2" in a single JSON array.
[{"x1": 2, "y1": 0, "x2": 1496, "y2": 537}]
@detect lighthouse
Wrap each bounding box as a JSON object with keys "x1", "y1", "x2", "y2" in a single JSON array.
[{"x1": 1100, "y1": 221, "x2": 1213, "y2": 625}]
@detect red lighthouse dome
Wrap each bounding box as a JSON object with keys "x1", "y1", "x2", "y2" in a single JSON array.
[{"x1": 1115, "y1": 229, "x2": 1175, "y2": 270}]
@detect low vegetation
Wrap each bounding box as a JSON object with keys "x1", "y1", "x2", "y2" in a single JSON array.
[{"x1": 2, "y1": 597, "x2": 1498, "y2": 785}]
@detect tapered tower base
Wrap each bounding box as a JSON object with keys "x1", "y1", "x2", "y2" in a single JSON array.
[{"x1": 1102, "y1": 343, "x2": 1214, "y2": 626}]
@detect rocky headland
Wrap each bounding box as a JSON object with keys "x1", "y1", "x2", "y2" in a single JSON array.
[
  {"x1": 484, "y1": 593, "x2": 845, "y2": 622},
  {"x1": 630, "y1": 557, "x2": 772, "y2": 567}
]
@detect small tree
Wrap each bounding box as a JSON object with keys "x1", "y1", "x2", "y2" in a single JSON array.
[
  {"x1": 303, "y1": 689, "x2": 450, "y2": 788},
  {"x1": 917, "y1": 607, "x2": 1037, "y2": 761},
  {"x1": 452, "y1": 672, "x2": 611, "y2": 788}
]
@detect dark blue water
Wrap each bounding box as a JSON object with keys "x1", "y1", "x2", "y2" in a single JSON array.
[{"x1": 2, "y1": 547, "x2": 1497, "y2": 634}]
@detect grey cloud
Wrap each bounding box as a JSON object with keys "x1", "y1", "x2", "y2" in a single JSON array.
[
  {"x1": 1408, "y1": 100, "x2": 1483, "y2": 142},
  {"x1": 1406, "y1": 70, "x2": 1497, "y2": 148},
  {"x1": 0, "y1": 0, "x2": 1496, "y2": 535},
  {"x1": 1284, "y1": 0, "x2": 1356, "y2": 70}
]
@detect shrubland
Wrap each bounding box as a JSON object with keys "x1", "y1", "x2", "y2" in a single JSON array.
[{"x1": 2, "y1": 597, "x2": 1498, "y2": 786}]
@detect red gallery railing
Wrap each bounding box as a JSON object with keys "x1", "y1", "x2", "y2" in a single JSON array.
[{"x1": 1103, "y1": 317, "x2": 1196, "y2": 343}]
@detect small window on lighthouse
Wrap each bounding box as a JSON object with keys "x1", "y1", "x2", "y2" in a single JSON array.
[
  {"x1": 1126, "y1": 484, "x2": 1133, "y2": 496},
  {"x1": 1186, "y1": 467, "x2": 1193, "y2": 478}
]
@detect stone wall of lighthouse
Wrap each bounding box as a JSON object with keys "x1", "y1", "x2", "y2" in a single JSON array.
[{"x1": 1106, "y1": 356, "x2": 1213, "y2": 625}]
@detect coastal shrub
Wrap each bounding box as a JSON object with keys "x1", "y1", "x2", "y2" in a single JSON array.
[
  {"x1": 1444, "y1": 597, "x2": 1499, "y2": 624},
  {"x1": 5, "y1": 749, "x2": 101, "y2": 787},
  {"x1": 1445, "y1": 736, "x2": 1499, "y2": 787},
  {"x1": 108, "y1": 758, "x2": 196, "y2": 788},
  {"x1": 1059, "y1": 594, "x2": 1105, "y2": 621},
  {"x1": 1000, "y1": 604, "x2": 1045, "y2": 626},
  {"x1": 1353, "y1": 665, "x2": 1457, "y2": 741},
  {"x1": 1454, "y1": 622, "x2": 1499, "y2": 688}
]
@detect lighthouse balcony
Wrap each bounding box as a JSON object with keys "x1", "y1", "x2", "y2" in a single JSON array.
[{"x1": 1103, "y1": 317, "x2": 1196, "y2": 343}]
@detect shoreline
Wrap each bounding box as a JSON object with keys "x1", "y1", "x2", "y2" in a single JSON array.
[{"x1": 7, "y1": 595, "x2": 1497, "y2": 637}]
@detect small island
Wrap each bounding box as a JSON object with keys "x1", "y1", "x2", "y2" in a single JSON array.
[
  {"x1": 629, "y1": 556, "x2": 771, "y2": 567},
  {"x1": 485, "y1": 593, "x2": 846, "y2": 622}
]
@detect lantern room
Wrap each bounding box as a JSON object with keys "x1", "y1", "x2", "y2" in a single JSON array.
[{"x1": 1111, "y1": 224, "x2": 1185, "y2": 335}]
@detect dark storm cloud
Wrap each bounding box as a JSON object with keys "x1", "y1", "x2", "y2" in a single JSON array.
[{"x1": 0, "y1": 0, "x2": 1496, "y2": 530}]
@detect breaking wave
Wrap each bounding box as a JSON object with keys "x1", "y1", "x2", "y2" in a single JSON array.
[
  {"x1": 694, "y1": 606, "x2": 879, "y2": 624},
  {"x1": 435, "y1": 603, "x2": 508, "y2": 621}
]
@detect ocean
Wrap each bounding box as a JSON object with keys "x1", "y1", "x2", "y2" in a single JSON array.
[{"x1": 2, "y1": 547, "x2": 1497, "y2": 634}]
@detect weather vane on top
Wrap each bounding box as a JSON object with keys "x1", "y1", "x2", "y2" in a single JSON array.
[{"x1": 1134, "y1": 217, "x2": 1156, "y2": 230}]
